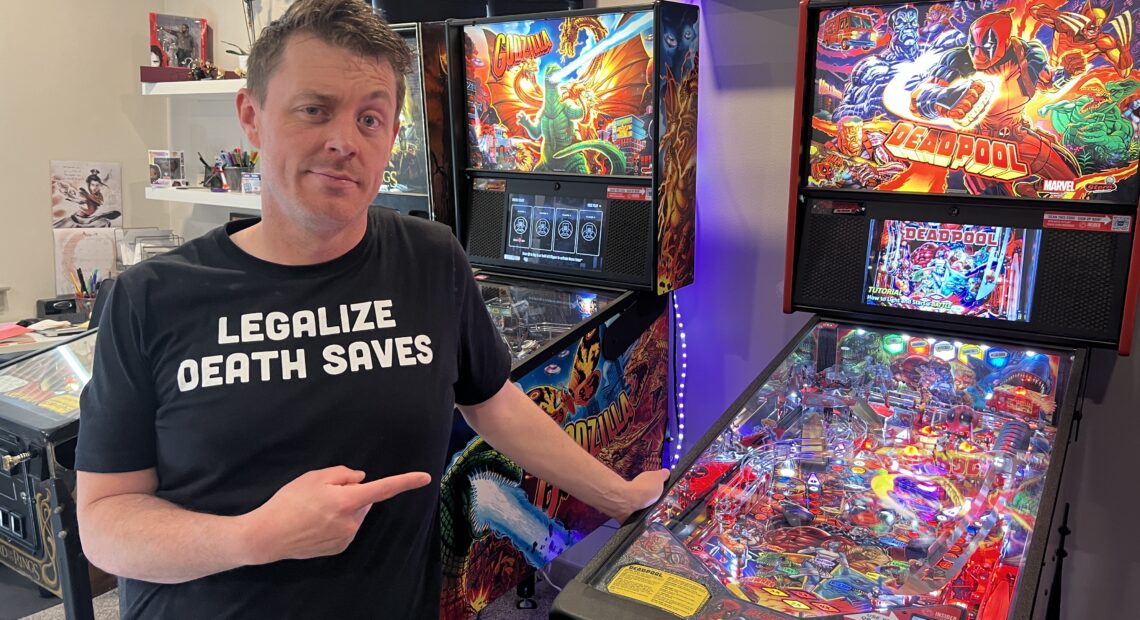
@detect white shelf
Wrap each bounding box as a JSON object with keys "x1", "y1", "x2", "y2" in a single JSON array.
[
  {"x1": 145, "y1": 187, "x2": 261, "y2": 210},
  {"x1": 141, "y1": 79, "x2": 245, "y2": 97}
]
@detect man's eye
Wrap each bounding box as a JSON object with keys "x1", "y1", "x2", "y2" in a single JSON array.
[
  {"x1": 360, "y1": 114, "x2": 382, "y2": 129},
  {"x1": 303, "y1": 106, "x2": 323, "y2": 115}
]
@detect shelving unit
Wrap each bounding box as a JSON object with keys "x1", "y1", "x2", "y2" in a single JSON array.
[
  {"x1": 145, "y1": 187, "x2": 260, "y2": 210},
  {"x1": 142, "y1": 79, "x2": 254, "y2": 216},
  {"x1": 140, "y1": 79, "x2": 245, "y2": 97}
]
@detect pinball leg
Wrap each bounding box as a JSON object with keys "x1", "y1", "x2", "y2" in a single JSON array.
[
  {"x1": 46, "y1": 478, "x2": 94, "y2": 620},
  {"x1": 515, "y1": 571, "x2": 537, "y2": 609}
]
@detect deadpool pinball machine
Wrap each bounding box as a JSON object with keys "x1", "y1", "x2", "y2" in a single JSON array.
[
  {"x1": 0, "y1": 332, "x2": 103, "y2": 620},
  {"x1": 373, "y1": 22, "x2": 455, "y2": 224},
  {"x1": 553, "y1": 1, "x2": 1140, "y2": 620},
  {"x1": 437, "y1": 2, "x2": 698, "y2": 618}
]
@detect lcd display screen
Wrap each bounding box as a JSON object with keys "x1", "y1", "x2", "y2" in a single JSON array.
[
  {"x1": 864, "y1": 220, "x2": 1042, "y2": 321},
  {"x1": 807, "y1": 1, "x2": 1140, "y2": 203},
  {"x1": 503, "y1": 193, "x2": 606, "y2": 272}
]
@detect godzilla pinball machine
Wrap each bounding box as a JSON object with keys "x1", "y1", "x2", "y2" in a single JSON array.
[
  {"x1": 552, "y1": 2, "x2": 1140, "y2": 619},
  {"x1": 438, "y1": 3, "x2": 699, "y2": 618}
]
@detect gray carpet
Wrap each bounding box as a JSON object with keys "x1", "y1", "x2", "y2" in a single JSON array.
[
  {"x1": 17, "y1": 577, "x2": 557, "y2": 620},
  {"x1": 11, "y1": 524, "x2": 614, "y2": 619}
]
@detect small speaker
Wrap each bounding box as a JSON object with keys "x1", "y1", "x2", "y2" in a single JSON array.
[
  {"x1": 468, "y1": 190, "x2": 506, "y2": 260},
  {"x1": 1033, "y1": 229, "x2": 1124, "y2": 340},
  {"x1": 602, "y1": 199, "x2": 654, "y2": 279},
  {"x1": 794, "y1": 212, "x2": 871, "y2": 308}
]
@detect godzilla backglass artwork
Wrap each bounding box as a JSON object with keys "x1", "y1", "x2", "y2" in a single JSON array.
[{"x1": 464, "y1": 11, "x2": 656, "y2": 176}]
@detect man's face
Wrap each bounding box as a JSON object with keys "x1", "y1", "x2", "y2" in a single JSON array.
[{"x1": 237, "y1": 35, "x2": 400, "y2": 232}]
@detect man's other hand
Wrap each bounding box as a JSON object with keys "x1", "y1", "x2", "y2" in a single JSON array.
[{"x1": 610, "y1": 468, "x2": 670, "y2": 524}]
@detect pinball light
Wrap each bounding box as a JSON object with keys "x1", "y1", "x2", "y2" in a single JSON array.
[{"x1": 672, "y1": 292, "x2": 688, "y2": 468}]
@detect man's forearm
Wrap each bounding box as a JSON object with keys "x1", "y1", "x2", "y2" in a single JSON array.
[
  {"x1": 459, "y1": 382, "x2": 634, "y2": 519},
  {"x1": 80, "y1": 493, "x2": 255, "y2": 584}
]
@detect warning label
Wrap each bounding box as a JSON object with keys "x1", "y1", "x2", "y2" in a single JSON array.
[
  {"x1": 1043, "y1": 212, "x2": 1133, "y2": 233},
  {"x1": 607, "y1": 564, "x2": 710, "y2": 617},
  {"x1": 38, "y1": 395, "x2": 80, "y2": 416},
  {"x1": 607, "y1": 186, "x2": 650, "y2": 201}
]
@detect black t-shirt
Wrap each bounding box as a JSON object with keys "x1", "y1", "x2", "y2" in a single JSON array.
[{"x1": 76, "y1": 209, "x2": 511, "y2": 619}]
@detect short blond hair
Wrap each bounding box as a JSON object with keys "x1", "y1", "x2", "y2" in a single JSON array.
[{"x1": 245, "y1": 0, "x2": 411, "y2": 120}]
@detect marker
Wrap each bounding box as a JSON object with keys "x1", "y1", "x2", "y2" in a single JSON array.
[{"x1": 76, "y1": 268, "x2": 89, "y2": 296}]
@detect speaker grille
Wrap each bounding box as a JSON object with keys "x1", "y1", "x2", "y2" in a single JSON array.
[
  {"x1": 1034, "y1": 229, "x2": 1121, "y2": 338},
  {"x1": 795, "y1": 214, "x2": 870, "y2": 308},
  {"x1": 468, "y1": 190, "x2": 505, "y2": 260},
  {"x1": 604, "y1": 199, "x2": 653, "y2": 279}
]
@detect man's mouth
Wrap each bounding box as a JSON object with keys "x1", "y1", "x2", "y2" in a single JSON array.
[{"x1": 310, "y1": 170, "x2": 358, "y2": 184}]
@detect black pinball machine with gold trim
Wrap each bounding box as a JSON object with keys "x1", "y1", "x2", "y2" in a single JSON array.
[
  {"x1": 0, "y1": 331, "x2": 107, "y2": 620},
  {"x1": 374, "y1": 22, "x2": 456, "y2": 225},
  {"x1": 438, "y1": 2, "x2": 698, "y2": 618},
  {"x1": 554, "y1": 1, "x2": 1140, "y2": 619}
]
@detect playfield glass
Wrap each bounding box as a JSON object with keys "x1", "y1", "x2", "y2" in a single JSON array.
[
  {"x1": 463, "y1": 10, "x2": 655, "y2": 176},
  {"x1": 590, "y1": 322, "x2": 1071, "y2": 619},
  {"x1": 478, "y1": 278, "x2": 619, "y2": 363},
  {"x1": 0, "y1": 331, "x2": 97, "y2": 431},
  {"x1": 808, "y1": 0, "x2": 1140, "y2": 203}
]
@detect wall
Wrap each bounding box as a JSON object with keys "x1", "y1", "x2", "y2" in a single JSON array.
[{"x1": 0, "y1": 2, "x2": 169, "y2": 322}]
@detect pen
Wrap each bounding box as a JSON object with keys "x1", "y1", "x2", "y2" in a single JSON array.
[
  {"x1": 90, "y1": 269, "x2": 98, "y2": 293},
  {"x1": 68, "y1": 272, "x2": 82, "y2": 296}
]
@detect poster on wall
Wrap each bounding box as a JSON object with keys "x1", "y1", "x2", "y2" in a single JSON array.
[
  {"x1": 52, "y1": 229, "x2": 116, "y2": 297},
  {"x1": 50, "y1": 160, "x2": 122, "y2": 229}
]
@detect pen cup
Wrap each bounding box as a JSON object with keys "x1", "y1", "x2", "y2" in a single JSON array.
[
  {"x1": 75, "y1": 295, "x2": 95, "y2": 323},
  {"x1": 224, "y1": 167, "x2": 255, "y2": 192}
]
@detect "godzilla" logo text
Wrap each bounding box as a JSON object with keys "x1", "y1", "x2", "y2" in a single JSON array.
[{"x1": 490, "y1": 30, "x2": 554, "y2": 79}]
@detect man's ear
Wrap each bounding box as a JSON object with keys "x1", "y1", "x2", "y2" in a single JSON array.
[{"x1": 236, "y1": 88, "x2": 262, "y2": 148}]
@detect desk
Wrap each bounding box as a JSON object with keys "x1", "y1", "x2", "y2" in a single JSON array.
[{"x1": 0, "y1": 332, "x2": 74, "y2": 358}]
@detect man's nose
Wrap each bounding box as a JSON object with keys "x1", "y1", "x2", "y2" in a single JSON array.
[{"x1": 324, "y1": 114, "x2": 360, "y2": 158}]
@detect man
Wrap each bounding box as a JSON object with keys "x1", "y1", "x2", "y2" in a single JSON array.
[{"x1": 75, "y1": 2, "x2": 668, "y2": 618}]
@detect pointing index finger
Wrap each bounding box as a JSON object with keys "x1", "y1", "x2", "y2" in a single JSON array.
[{"x1": 342, "y1": 472, "x2": 432, "y2": 507}]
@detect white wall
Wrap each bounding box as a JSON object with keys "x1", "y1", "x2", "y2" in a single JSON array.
[
  {"x1": 0, "y1": 1, "x2": 169, "y2": 322},
  {"x1": 0, "y1": 1, "x2": 267, "y2": 324}
]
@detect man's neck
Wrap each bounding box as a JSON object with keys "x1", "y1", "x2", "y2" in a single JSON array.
[{"x1": 230, "y1": 212, "x2": 367, "y2": 266}]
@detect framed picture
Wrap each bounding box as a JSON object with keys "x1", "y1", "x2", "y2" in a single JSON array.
[
  {"x1": 148, "y1": 150, "x2": 186, "y2": 188},
  {"x1": 149, "y1": 13, "x2": 209, "y2": 68}
]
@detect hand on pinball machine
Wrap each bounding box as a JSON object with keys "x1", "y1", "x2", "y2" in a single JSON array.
[{"x1": 610, "y1": 468, "x2": 671, "y2": 525}]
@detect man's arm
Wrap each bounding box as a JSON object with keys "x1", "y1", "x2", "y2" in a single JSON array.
[
  {"x1": 77, "y1": 466, "x2": 430, "y2": 583},
  {"x1": 458, "y1": 380, "x2": 669, "y2": 523}
]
